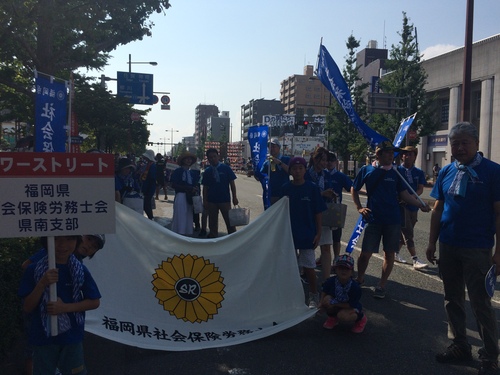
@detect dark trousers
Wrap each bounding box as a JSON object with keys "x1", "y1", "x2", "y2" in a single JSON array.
[
  {"x1": 143, "y1": 195, "x2": 154, "y2": 220},
  {"x1": 439, "y1": 243, "x2": 499, "y2": 360}
]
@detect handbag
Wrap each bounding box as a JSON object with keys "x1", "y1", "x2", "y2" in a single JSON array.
[
  {"x1": 192, "y1": 195, "x2": 203, "y2": 214},
  {"x1": 322, "y1": 198, "x2": 347, "y2": 228},
  {"x1": 228, "y1": 205, "x2": 250, "y2": 226},
  {"x1": 122, "y1": 192, "x2": 144, "y2": 214}
]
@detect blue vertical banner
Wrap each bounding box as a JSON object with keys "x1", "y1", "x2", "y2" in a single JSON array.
[
  {"x1": 316, "y1": 44, "x2": 389, "y2": 150},
  {"x1": 393, "y1": 113, "x2": 417, "y2": 148},
  {"x1": 248, "y1": 125, "x2": 269, "y2": 171},
  {"x1": 248, "y1": 125, "x2": 270, "y2": 208},
  {"x1": 35, "y1": 76, "x2": 68, "y2": 152}
]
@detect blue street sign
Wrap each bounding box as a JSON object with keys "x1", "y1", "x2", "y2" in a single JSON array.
[{"x1": 116, "y1": 71, "x2": 154, "y2": 105}]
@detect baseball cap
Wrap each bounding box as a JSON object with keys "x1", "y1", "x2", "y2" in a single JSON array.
[
  {"x1": 375, "y1": 140, "x2": 400, "y2": 154},
  {"x1": 88, "y1": 234, "x2": 106, "y2": 250},
  {"x1": 334, "y1": 254, "x2": 355, "y2": 270},
  {"x1": 288, "y1": 157, "x2": 307, "y2": 168},
  {"x1": 269, "y1": 138, "x2": 281, "y2": 148}
]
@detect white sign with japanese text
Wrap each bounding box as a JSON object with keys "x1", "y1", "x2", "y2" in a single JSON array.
[{"x1": 0, "y1": 153, "x2": 115, "y2": 238}]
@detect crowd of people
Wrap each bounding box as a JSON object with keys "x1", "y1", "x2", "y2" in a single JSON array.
[{"x1": 17, "y1": 121, "x2": 500, "y2": 375}]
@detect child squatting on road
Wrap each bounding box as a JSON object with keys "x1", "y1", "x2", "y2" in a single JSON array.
[{"x1": 320, "y1": 254, "x2": 367, "y2": 333}]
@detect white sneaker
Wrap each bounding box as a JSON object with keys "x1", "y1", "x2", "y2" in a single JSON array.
[
  {"x1": 395, "y1": 253, "x2": 407, "y2": 264},
  {"x1": 413, "y1": 258, "x2": 428, "y2": 270},
  {"x1": 308, "y1": 292, "x2": 319, "y2": 309}
]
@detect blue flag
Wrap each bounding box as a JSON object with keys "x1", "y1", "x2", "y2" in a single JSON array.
[
  {"x1": 346, "y1": 215, "x2": 368, "y2": 254},
  {"x1": 316, "y1": 44, "x2": 389, "y2": 150},
  {"x1": 35, "y1": 76, "x2": 68, "y2": 152},
  {"x1": 248, "y1": 126, "x2": 270, "y2": 208},
  {"x1": 393, "y1": 113, "x2": 417, "y2": 148},
  {"x1": 248, "y1": 125, "x2": 269, "y2": 171}
]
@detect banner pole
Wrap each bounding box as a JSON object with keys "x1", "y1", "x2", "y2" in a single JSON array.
[
  {"x1": 392, "y1": 165, "x2": 426, "y2": 207},
  {"x1": 47, "y1": 236, "x2": 58, "y2": 336}
]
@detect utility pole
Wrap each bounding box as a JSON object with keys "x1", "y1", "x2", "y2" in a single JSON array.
[{"x1": 461, "y1": 0, "x2": 474, "y2": 122}]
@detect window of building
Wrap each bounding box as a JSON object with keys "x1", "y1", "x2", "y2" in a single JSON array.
[
  {"x1": 474, "y1": 91, "x2": 481, "y2": 119},
  {"x1": 440, "y1": 99, "x2": 449, "y2": 123}
]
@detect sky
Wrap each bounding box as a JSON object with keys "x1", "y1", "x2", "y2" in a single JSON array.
[{"x1": 88, "y1": 0, "x2": 500, "y2": 153}]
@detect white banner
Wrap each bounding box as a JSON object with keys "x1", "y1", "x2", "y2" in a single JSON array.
[{"x1": 85, "y1": 198, "x2": 315, "y2": 351}]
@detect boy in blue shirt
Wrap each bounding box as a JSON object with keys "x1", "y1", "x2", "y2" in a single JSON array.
[
  {"x1": 19, "y1": 235, "x2": 101, "y2": 375},
  {"x1": 320, "y1": 254, "x2": 366, "y2": 333},
  {"x1": 281, "y1": 157, "x2": 326, "y2": 308}
]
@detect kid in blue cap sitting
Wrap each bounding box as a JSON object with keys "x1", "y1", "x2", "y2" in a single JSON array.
[{"x1": 320, "y1": 254, "x2": 367, "y2": 333}]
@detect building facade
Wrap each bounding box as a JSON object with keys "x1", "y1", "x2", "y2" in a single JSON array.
[
  {"x1": 240, "y1": 98, "x2": 283, "y2": 141},
  {"x1": 280, "y1": 65, "x2": 332, "y2": 117},
  {"x1": 420, "y1": 33, "x2": 500, "y2": 171},
  {"x1": 195, "y1": 104, "x2": 219, "y2": 148}
]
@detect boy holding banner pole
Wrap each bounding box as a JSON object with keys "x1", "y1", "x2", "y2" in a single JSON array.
[{"x1": 351, "y1": 141, "x2": 430, "y2": 299}]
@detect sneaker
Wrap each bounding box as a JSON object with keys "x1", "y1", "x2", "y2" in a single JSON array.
[
  {"x1": 351, "y1": 314, "x2": 368, "y2": 333},
  {"x1": 323, "y1": 316, "x2": 339, "y2": 329},
  {"x1": 413, "y1": 258, "x2": 428, "y2": 270},
  {"x1": 435, "y1": 343, "x2": 472, "y2": 363},
  {"x1": 198, "y1": 229, "x2": 207, "y2": 237},
  {"x1": 300, "y1": 273, "x2": 309, "y2": 285},
  {"x1": 395, "y1": 253, "x2": 407, "y2": 263},
  {"x1": 478, "y1": 360, "x2": 499, "y2": 375},
  {"x1": 308, "y1": 292, "x2": 319, "y2": 309},
  {"x1": 373, "y1": 286, "x2": 386, "y2": 299}
]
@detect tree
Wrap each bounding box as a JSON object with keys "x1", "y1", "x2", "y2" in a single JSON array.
[
  {"x1": 326, "y1": 34, "x2": 370, "y2": 171},
  {"x1": 72, "y1": 74, "x2": 150, "y2": 154},
  {"x1": 0, "y1": 0, "x2": 171, "y2": 133},
  {"x1": 0, "y1": 0, "x2": 171, "y2": 76},
  {"x1": 373, "y1": 12, "x2": 437, "y2": 145}
]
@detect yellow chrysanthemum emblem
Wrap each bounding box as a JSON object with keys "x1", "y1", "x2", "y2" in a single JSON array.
[{"x1": 151, "y1": 254, "x2": 225, "y2": 323}]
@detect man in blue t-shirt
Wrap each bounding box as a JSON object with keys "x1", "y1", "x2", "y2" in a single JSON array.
[
  {"x1": 351, "y1": 141, "x2": 430, "y2": 299},
  {"x1": 395, "y1": 146, "x2": 428, "y2": 269},
  {"x1": 260, "y1": 138, "x2": 290, "y2": 208},
  {"x1": 426, "y1": 122, "x2": 500, "y2": 373},
  {"x1": 202, "y1": 148, "x2": 239, "y2": 238}
]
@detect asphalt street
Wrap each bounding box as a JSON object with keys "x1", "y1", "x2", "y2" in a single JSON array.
[{"x1": 2, "y1": 174, "x2": 499, "y2": 375}]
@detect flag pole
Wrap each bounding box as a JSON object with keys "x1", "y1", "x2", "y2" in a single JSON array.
[{"x1": 392, "y1": 165, "x2": 426, "y2": 207}]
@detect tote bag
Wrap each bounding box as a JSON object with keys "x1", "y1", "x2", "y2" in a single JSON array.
[
  {"x1": 322, "y1": 201, "x2": 347, "y2": 228},
  {"x1": 228, "y1": 206, "x2": 250, "y2": 226},
  {"x1": 122, "y1": 192, "x2": 144, "y2": 214}
]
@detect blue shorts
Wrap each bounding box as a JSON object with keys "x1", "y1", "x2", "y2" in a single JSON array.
[
  {"x1": 361, "y1": 223, "x2": 401, "y2": 253},
  {"x1": 33, "y1": 342, "x2": 86, "y2": 375}
]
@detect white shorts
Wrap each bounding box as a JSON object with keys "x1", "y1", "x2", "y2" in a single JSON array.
[
  {"x1": 297, "y1": 249, "x2": 316, "y2": 269},
  {"x1": 318, "y1": 226, "x2": 333, "y2": 246}
]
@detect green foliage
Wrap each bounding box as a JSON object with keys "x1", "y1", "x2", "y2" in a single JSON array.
[
  {"x1": 373, "y1": 12, "x2": 437, "y2": 145},
  {"x1": 0, "y1": 237, "x2": 40, "y2": 358},
  {"x1": 0, "y1": 0, "x2": 171, "y2": 75},
  {"x1": 72, "y1": 74, "x2": 150, "y2": 154},
  {"x1": 0, "y1": 0, "x2": 171, "y2": 150},
  {"x1": 326, "y1": 34, "x2": 370, "y2": 166}
]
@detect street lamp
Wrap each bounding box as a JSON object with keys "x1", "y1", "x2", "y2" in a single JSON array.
[
  {"x1": 166, "y1": 129, "x2": 179, "y2": 155},
  {"x1": 128, "y1": 54, "x2": 158, "y2": 73}
]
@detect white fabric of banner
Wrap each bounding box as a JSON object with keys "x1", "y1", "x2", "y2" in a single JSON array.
[{"x1": 84, "y1": 197, "x2": 315, "y2": 351}]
